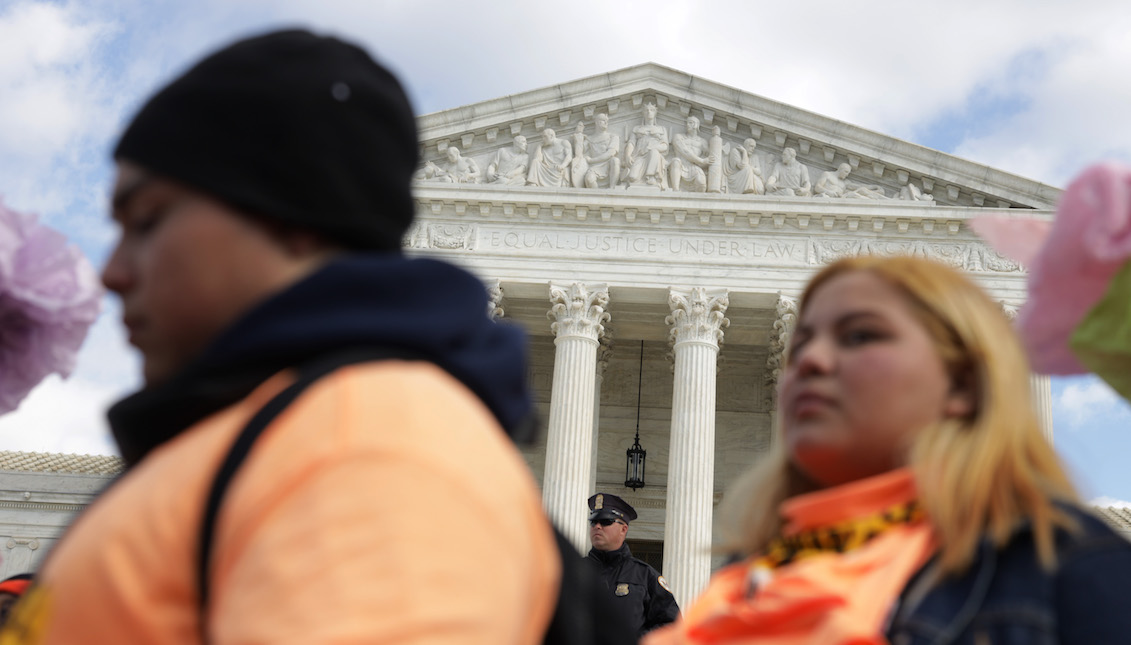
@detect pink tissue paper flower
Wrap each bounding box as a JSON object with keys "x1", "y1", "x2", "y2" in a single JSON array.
[
  {"x1": 971, "y1": 162, "x2": 1131, "y2": 374},
  {"x1": 0, "y1": 198, "x2": 102, "y2": 415}
]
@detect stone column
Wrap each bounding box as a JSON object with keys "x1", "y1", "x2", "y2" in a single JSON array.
[
  {"x1": 1030, "y1": 375, "x2": 1054, "y2": 442},
  {"x1": 544, "y1": 282, "x2": 610, "y2": 552},
  {"x1": 663, "y1": 287, "x2": 729, "y2": 609},
  {"x1": 1002, "y1": 302, "x2": 1054, "y2": 442},
  {"x1": 591, "y1": 335, "x2": 614, "y2": 493}
]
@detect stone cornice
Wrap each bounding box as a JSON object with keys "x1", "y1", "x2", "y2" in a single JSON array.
[
  {"x1": 0, "y1": 500, "x2": 86, "y2": 513},
  {"x1": 416, "y1": 63, "x2": 1061, "y2": 209},
  {"x1": 413, "y1": 183, "x2": 1051, "y2": 236},
  {"x1": 0, "y1": 450, "x2": 122, "y2": 476}
]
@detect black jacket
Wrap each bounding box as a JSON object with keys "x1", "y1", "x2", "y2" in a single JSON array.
[
  {"x1": 887, "y1": 505, "x2": 1131, "y2": 644},
  {"x1": 587, "y1": 544, "x2": 680, "y2": 642}
]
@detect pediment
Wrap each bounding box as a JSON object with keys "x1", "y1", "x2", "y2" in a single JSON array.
[{"x1": 414, "y1": 63, "x2": 1059, "y2": 210}]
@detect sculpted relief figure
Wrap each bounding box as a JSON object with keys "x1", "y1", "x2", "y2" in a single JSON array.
[
  {"x1": 724, "y1": 138, "x2": 765, "y2": 195},
  {"x1": 571, "y1": 123, "x2": 589, "y2": 189},
  {"x1": 623, "y1": 103, "x2": 669, "y2": 188},
  {"x1": 899, "y1": 181, "x2": 935, "y2": 202},
  {"x1": 420, "y1": 146, "x2": 480, "y2": 184},
  {"x1": 414, "y1": 160, "x2": 443, "y2": 181},
  {"x1": 573, "y1": 114, "x2": 622, "y2": 189},
  {"x1": 486, "y1": 135, "x2": 529, "y2": 185},
  {"x1": 814, "y1": 163, "x2": 889, "y2": 199},
  {"x1": 669, "y1": 116, "x2": 715, "y2": 192},
  {"x1": 766, "y1": 147, "x2": 812, "y2": 196},
  {"x1": 527, "y1": 128, "x2": 573, "y2": 188}
]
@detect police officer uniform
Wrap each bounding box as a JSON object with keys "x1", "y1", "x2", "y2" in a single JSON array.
[{"x1": 586, "y1": 493, "x2": 680, "y2": 642}]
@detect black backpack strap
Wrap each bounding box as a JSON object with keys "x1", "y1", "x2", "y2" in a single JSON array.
[{"x1": 196, "y1": 347, "x2": 424, "y2": 638}]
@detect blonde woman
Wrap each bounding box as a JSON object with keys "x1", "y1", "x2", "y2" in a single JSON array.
[{"x1": 647, "y1": 255, "x2": 1131, "y2": 645}]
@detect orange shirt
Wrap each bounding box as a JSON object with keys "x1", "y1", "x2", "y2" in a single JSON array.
[
  {"x1": 646, "y1": 469, "x2": 934, "y2": 645},
  {"x1": 1, "y1": 362, "x2": 560, "y2": 645}
]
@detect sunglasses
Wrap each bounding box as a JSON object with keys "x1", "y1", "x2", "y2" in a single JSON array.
[{"x1": 590, "y1": 518, "x2": 623, "y2": 527}]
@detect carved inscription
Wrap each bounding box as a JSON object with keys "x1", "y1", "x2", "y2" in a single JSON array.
[
  {"x1": 484, "y1": 229, "x2": 803, "y2": 263},
  {"x1": 807, "y1": 238, "x2": 1023, "y2": 274}
]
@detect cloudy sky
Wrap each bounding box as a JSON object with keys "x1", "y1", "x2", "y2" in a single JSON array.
[{"x1": 3, "y1": 0, "x2": 1131, "y2": 503}]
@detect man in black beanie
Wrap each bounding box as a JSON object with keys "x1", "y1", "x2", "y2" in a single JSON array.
[{"x1": 0, "y1": 29, "x2": 561, "y2": 644}]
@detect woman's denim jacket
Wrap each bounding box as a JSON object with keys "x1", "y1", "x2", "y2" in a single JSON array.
[{"x1": 886, "y1": 505, "x2": 1131, "y2": 645}]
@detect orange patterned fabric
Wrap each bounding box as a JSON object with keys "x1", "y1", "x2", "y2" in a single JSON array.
[{"x1": 645, "y1": 469, "x2": 934, "y2": 645}]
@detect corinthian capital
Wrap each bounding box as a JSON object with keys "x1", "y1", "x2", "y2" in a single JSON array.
[
  {"x1": 548, "y1": 282, "x2": 611, "y2": 341},
  {"x1": 597, "y1": 330, "x2": 615, "y2": 376},
  {"x1": 666, "y1": 287, "x2": 729, "y2": 348},
  {"x1": 999, "y1": 301, "x2": 1019, "y2": 322},
  {"x1": 764, "y1": 293, "x2": 798, "y2": 410},
  {"x1": 487, "y1": 280, "x2": 505, "y2": 320}
]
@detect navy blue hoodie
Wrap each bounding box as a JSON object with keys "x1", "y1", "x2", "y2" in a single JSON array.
[{"x1": 108, "y1": 255, "x2": 534, "y2": 467}]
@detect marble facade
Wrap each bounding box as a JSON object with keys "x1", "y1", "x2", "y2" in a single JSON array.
[
  {"x1": 408, "y1": 63, "x2": 1059, "y2": 608},
  {"x1": 0, "y1": 453, "x2": 121, "y2": 579}
]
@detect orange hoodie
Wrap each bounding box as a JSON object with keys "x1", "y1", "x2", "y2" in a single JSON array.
[{"x1": 0, "y1": 362, "x2": 560, "y2": 645}]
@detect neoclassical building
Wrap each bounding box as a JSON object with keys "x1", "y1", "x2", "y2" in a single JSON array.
[
  {"x1": 407, "y1": 63, "x2": 1059, "y2": 606},
  {"x1": 1, "y1": 64, "x2": 1126, "y2": 606}
]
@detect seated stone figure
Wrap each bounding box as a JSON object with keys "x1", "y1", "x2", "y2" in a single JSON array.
[
  {"x1": 814, "y1": 163, "x2": 889, "y2": 199},
  {"x1": 766, "y1": 147, "x2": 811, "y2": 197},
  {"x1": 573, "y1": 114, "x2": 622, "y2": 189},
  {"x1": 421, "y1": 146, "x2": 480, "y2": 184},
  {"x1": 669, "y1": 116, "x2": 714, "y2": 192},
  {"x1": 623, "y1": 103, "x2": 669, "y2": 188},
  {"x1": 486, "y1": 135, "x2": 529, "y2": 185},
  {"x1": 724, "y1": 138, "x2": 764, "y2": 195},
  {"x1": 527, "y1": 128, "x2": 573, "y2": 188}
]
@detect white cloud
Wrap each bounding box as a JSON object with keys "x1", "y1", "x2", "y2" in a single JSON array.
[
  {"x1": 250, "y1": 0, "x2": 1131, "y2": 190},
  {"x1": 1054, "y1": 375, "x2": 1131, "y2": 430},
  {"x1": 0, "y1": 374, "x2": 119, "y2": 456},
  {"x1": 951, "y1": 15, "x2": 1131, "y2": 185},
  {"x1": 0, "y1": 0, "x2": 121, "y2": 261},
  {"x1": 0, "y1": 2, "x2": 116, "y2": 160},
  {"x1": 1090, "y1": 496, "x2": 1131, "y2": 509}
]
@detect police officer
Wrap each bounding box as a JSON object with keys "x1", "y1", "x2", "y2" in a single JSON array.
[{"x1": 586, "y1": 493, "x2": 679, "y2": 642}]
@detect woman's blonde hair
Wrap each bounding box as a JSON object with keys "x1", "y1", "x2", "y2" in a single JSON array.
[{"x1": 718, "y1": 255, "x2": 1078, "y2": 575}]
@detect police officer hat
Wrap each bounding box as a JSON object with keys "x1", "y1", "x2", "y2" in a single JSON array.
[{"x1": 588, "y1": 493, "x2": 638, "y2": 523}]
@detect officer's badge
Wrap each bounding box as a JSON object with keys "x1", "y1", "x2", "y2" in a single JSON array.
[
  {"x1": 595, "y1": 494, "x2": 604, "y2": 510},
  {"x1": 658, "y1": 576, "x2": 672, "y2": 593},
  {"x1": 615, "y1": 583, "x2": 630, "y2": 596}
]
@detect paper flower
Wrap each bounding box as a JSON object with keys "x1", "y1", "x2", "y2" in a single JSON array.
[
  {"x1": 971, "y1": 162, "x2": 1131, "y2": 395},
  {"x1": 0, "y1": 199, "x2": 102, "y2": 415}
]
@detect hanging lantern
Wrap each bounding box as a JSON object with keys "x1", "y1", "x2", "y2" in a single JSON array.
[
  {"x1": 625, "y1": 433, "x2": 646, "y2": 491},
  {"x1": 625, "y1": 340, "x2": 647, "y2": 490}
]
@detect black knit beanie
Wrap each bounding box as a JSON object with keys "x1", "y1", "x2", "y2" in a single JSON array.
[{"x1": 114, "y1": 29, "x2": 418, "y2": 251}]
